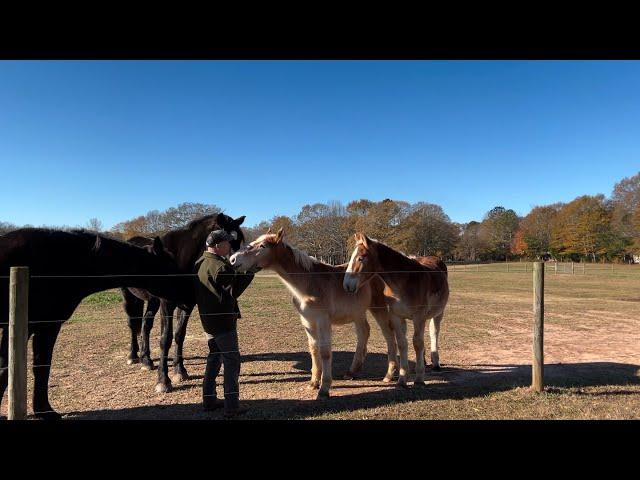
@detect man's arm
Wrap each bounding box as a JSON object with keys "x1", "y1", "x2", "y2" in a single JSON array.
[
  {"x1": 230, "y1": 269, "x2": 255, "y2": 299},
  {"x1": 214, "y1": 264, "x2": 255, "y2": 299}
]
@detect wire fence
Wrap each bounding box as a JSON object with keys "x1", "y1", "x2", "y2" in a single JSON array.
[
  {"x1": 2, "y1": 264, "x2": 640, "y2": 419},
  {"x1": 1, "y1": 260, "x2": 640, "y2": 279}
]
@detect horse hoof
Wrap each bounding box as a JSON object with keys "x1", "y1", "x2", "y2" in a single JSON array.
[
  {"x1": 140, "y1": 359, "x2": 154, "y2": 371},
  {"x1": 127, "y1": 357, "x2": 140, "y2": 365},
  {"x1": 155, "y1": 382, "x2": 172, "y2": 394},
  {"x1": 33, "y1": 410, "x2": 62, "y2": 421},
  {"x1": 307, "y1": 382, "x2": 320, "y2": 390},
  {"x1": 342, "y1": 372, "x2": 355, "y2": 380},
  {"x1": 431, "y1": 365, "x2": 442, "y2": 372},
  {"x1": 316, "y1": 390, "x2": 330, "y2": 400},
  {"x1": 396, "y1": 379, "x2": 409, "y2": 389},
  {"x1": 171, "y1": 371, "x2": 189, "y2": 383},
  {"x1": 382, "y1": 375, "x2": 394, "y2": 383},
  {"x1": 413, "y1": 380, "x2": 427, "y2": 388}
]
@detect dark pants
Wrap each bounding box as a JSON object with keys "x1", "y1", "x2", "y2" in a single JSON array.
[{"x1": 203, "y1": 329, "x2": 240, "y2": 411}]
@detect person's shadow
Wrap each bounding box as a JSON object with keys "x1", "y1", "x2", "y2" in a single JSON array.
[{"x1": 61, "y1": 351, "x2": 640, "y2": 420}]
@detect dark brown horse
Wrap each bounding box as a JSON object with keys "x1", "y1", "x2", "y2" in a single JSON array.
[
  {"x1": 121, "y1": 213, "x2": 246, "y2": 393},
  {"x1": 0, "y1": 228, "x2": 191, "y2": 419}
]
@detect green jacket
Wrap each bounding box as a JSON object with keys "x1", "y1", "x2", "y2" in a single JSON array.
[{"x1": 194, "y1": 251, "x2": 255, "y2": 335}]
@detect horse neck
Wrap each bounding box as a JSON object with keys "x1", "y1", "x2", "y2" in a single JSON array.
[
  {"x1": 269, "y1": 244, "x2": 326, "y2": 297},
  {"x1": 372, "y1": 242, "x2": 417, "y2": 291},
  {"x1": 163, "y1": 223, "x2": 211, "y2": 269}
]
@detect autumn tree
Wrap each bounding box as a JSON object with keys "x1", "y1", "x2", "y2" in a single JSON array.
[
  {"x1": 111, "y1": 202, "x2": 221, "y2": 239},
  {"x1": 510, "y1": 229, "x2": 528, "y2": 258},
  {"x1": 519, "y1": 204, "x2": 562, "y2": 258},
  {"x1": 481, "y1": 206, "x2": 520, "y2": 260},
  {"x1": 611, "y1": 172, "x2": 640, "y2": 257},
  {"x1": 550, "y1": 195, "x2": 620, "y2": 261},
  {"x1": 397, "y1": 202, "x2": 459, "y2": 258},
  {"x1": 455, "y1": 221, "x2": 489, "y2": 262}
]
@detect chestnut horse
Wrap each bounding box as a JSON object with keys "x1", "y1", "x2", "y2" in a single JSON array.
[
  {"x1": 343, "y1": 233, "x2": 449, "y2": 387},
  {"x1": 229, "y1": 229, "x2": 399, "y2": 399}
]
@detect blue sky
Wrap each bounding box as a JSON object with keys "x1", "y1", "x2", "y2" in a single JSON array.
[{"x1": 1, "y1": 60, "x2": 639, "y2": 229}]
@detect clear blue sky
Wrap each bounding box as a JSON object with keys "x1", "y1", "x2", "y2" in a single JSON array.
[{"x1": 1, "y1": 60, "x2": 639, "y2": 229}]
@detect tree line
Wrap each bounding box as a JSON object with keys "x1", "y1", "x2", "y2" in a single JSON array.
[{"x1": 2, "y1": 173, "x2": 639, "y2": 263}]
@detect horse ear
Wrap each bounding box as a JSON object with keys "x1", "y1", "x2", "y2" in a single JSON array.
[
  {"x1": 360, "y1": 234, "x2": 370, "y2": 248},
  {"x1": 215, "y1": 212, "x2": 229, "y2": 228},
  {"x1": 275, "y1": 227, "x2": 284, "y2": 243},
  {"x1": 152, "y1": 236, "x2": 164, "y2": 255},
  {"x1": 234, "y1": 215, "x2": 246, "y2": 226},
  {"x1": 266, "y1": 227, "x2": 272, "y2": 234}
]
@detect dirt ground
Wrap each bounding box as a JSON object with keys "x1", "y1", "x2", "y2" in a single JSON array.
[{"x1": 2, "y1": 265, "x2": 639, "y2": 420}]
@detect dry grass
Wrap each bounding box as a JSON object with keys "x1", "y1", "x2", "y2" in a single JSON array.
[{"x1": 2, "y1": 265, "x2": 639, "y2": 420}]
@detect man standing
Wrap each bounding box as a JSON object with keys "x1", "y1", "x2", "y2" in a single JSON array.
[{"x1": 194, "y1": 229, "x2": 257, "y2": 418}]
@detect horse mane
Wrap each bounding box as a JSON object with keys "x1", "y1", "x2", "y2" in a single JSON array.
[
  {"x1": 369, "y1": 237, "x2": 446, "y2": 272},
  {"x1": 184, "y1": 214, "x2": 220, "y2": 231},
  {"x1": 367, "y1": 237, "x2": 410, "y2": 259},
  {"x1": 285, "y1": 242, "x2": 320, "y2": 271},
  {"x1": 367, "y1": 237, "x2": 419, "y2": 266}
]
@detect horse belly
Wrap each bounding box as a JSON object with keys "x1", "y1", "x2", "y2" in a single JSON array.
[{"x1": 129, "y1": 287, "x2": 153, "y2": 302}]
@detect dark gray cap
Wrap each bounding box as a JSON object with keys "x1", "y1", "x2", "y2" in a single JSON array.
[{"x1": 206, "y1": 229, "x2": 234, "y2": 246}]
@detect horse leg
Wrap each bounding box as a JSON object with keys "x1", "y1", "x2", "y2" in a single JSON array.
[
  {"x1": 171, "y1": 305, "x2": 192, "y2": 382},
  {"x1": 345, "y1": 317, "x2": 369, "y2": 380},
  {"x1": 393, "y1": 316, "x2": 410, "y2": 389},
  {"x1": 370, "y1": 309, "x2": 398, "y2": 382},
  {"x1": 140, "y1": 297, "x2": 159, "y2": 371},
  {"x1": 429, "y1": 313, "x2": 444, "y2": 371},
  {"x1": 122, "y1": 288, "x2": 143, "y2": 365},
  {"x1": 0, "y1": 328, "x2": 7, "y2": 418},
  {"x1": 316, "y1": 317, "x2": 333, "y2": 399},
  {"x1": 301, "y1": 316, "x2": 321, "y2": 389},
  {"x1": 32, "y1": 323, "x2": 63, "y2": 420},
  {"x1": 155, "y1": 301, "x2": 174, "y2": 393},
  {"x1": 412, "y1": 317, "x2": 427, "y2": 386}
]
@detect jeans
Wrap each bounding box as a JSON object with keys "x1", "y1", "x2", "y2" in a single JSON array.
[{"x1": 203, "y1": 329, "x2": 241, "y2": 411}]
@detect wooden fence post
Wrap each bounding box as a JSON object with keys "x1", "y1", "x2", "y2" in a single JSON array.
[
  {"x1": 8, "y1": 266, "x2": 29, "y2": 420},
  {"x1": 532, "y1": 262, "x2": 544, "y2": 393}
]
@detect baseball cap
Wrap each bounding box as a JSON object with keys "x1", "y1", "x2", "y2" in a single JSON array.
[{"x1": 206, "y1": 229, "x2": 234, "y2": 246}]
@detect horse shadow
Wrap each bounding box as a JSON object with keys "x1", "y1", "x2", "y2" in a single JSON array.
[{"x1": 64, "y1": 351, "x2": 640, "y2": 420}]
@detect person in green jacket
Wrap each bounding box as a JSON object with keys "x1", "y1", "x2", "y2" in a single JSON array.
[{"x1": 194, "y1": 229, "x2": 258, "y2": 417}]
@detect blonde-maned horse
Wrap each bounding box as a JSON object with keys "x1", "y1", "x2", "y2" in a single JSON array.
[
  {"x1": 229, "y1": 228, "x2": 399, "y2": 399},
  {"x1": 343, "y1": 233, "x2": 449, "y2": 387}
]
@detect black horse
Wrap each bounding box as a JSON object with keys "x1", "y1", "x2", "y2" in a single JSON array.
[
  {"x1": 0, "y1": 228, "x2": 192, "y2": 420},
  {"x1": 121, "y1": 213, "x2": 246, "y2": 393}
]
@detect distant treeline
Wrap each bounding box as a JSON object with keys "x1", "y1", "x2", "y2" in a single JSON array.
[{"x1": 3, "y1": 172, "x2": 639, "y2": 264}]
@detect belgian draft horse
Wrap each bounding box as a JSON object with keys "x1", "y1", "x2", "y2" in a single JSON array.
[
  {"x1": 230, "y1": 229, "x2": 399, "y2": 399},
  {"x1": 344, "y1": 233, "x2": 449, "y2": 388}
]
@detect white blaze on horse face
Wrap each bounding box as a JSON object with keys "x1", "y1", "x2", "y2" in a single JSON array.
[
  {"x1": 229, "y1": 250, "x2": 255, "y2": 271},
  {"x1": 343, "y1": 247, "x2": 360, "y2": 293}
]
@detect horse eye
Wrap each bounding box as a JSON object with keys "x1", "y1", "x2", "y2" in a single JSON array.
[
  {"x1": 259, "y1": 244, "x2": 266, "y2": 249},
  {"x1": 230, "y1": 231, "x2": 238, "y2": 240},
  {"x1": 358, "y1": 257, "x2": 364, "y2": 262}
]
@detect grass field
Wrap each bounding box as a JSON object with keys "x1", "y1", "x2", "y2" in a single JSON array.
[{"x1": 2, "y1": 263, "x2": 639, "y2": 420}]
